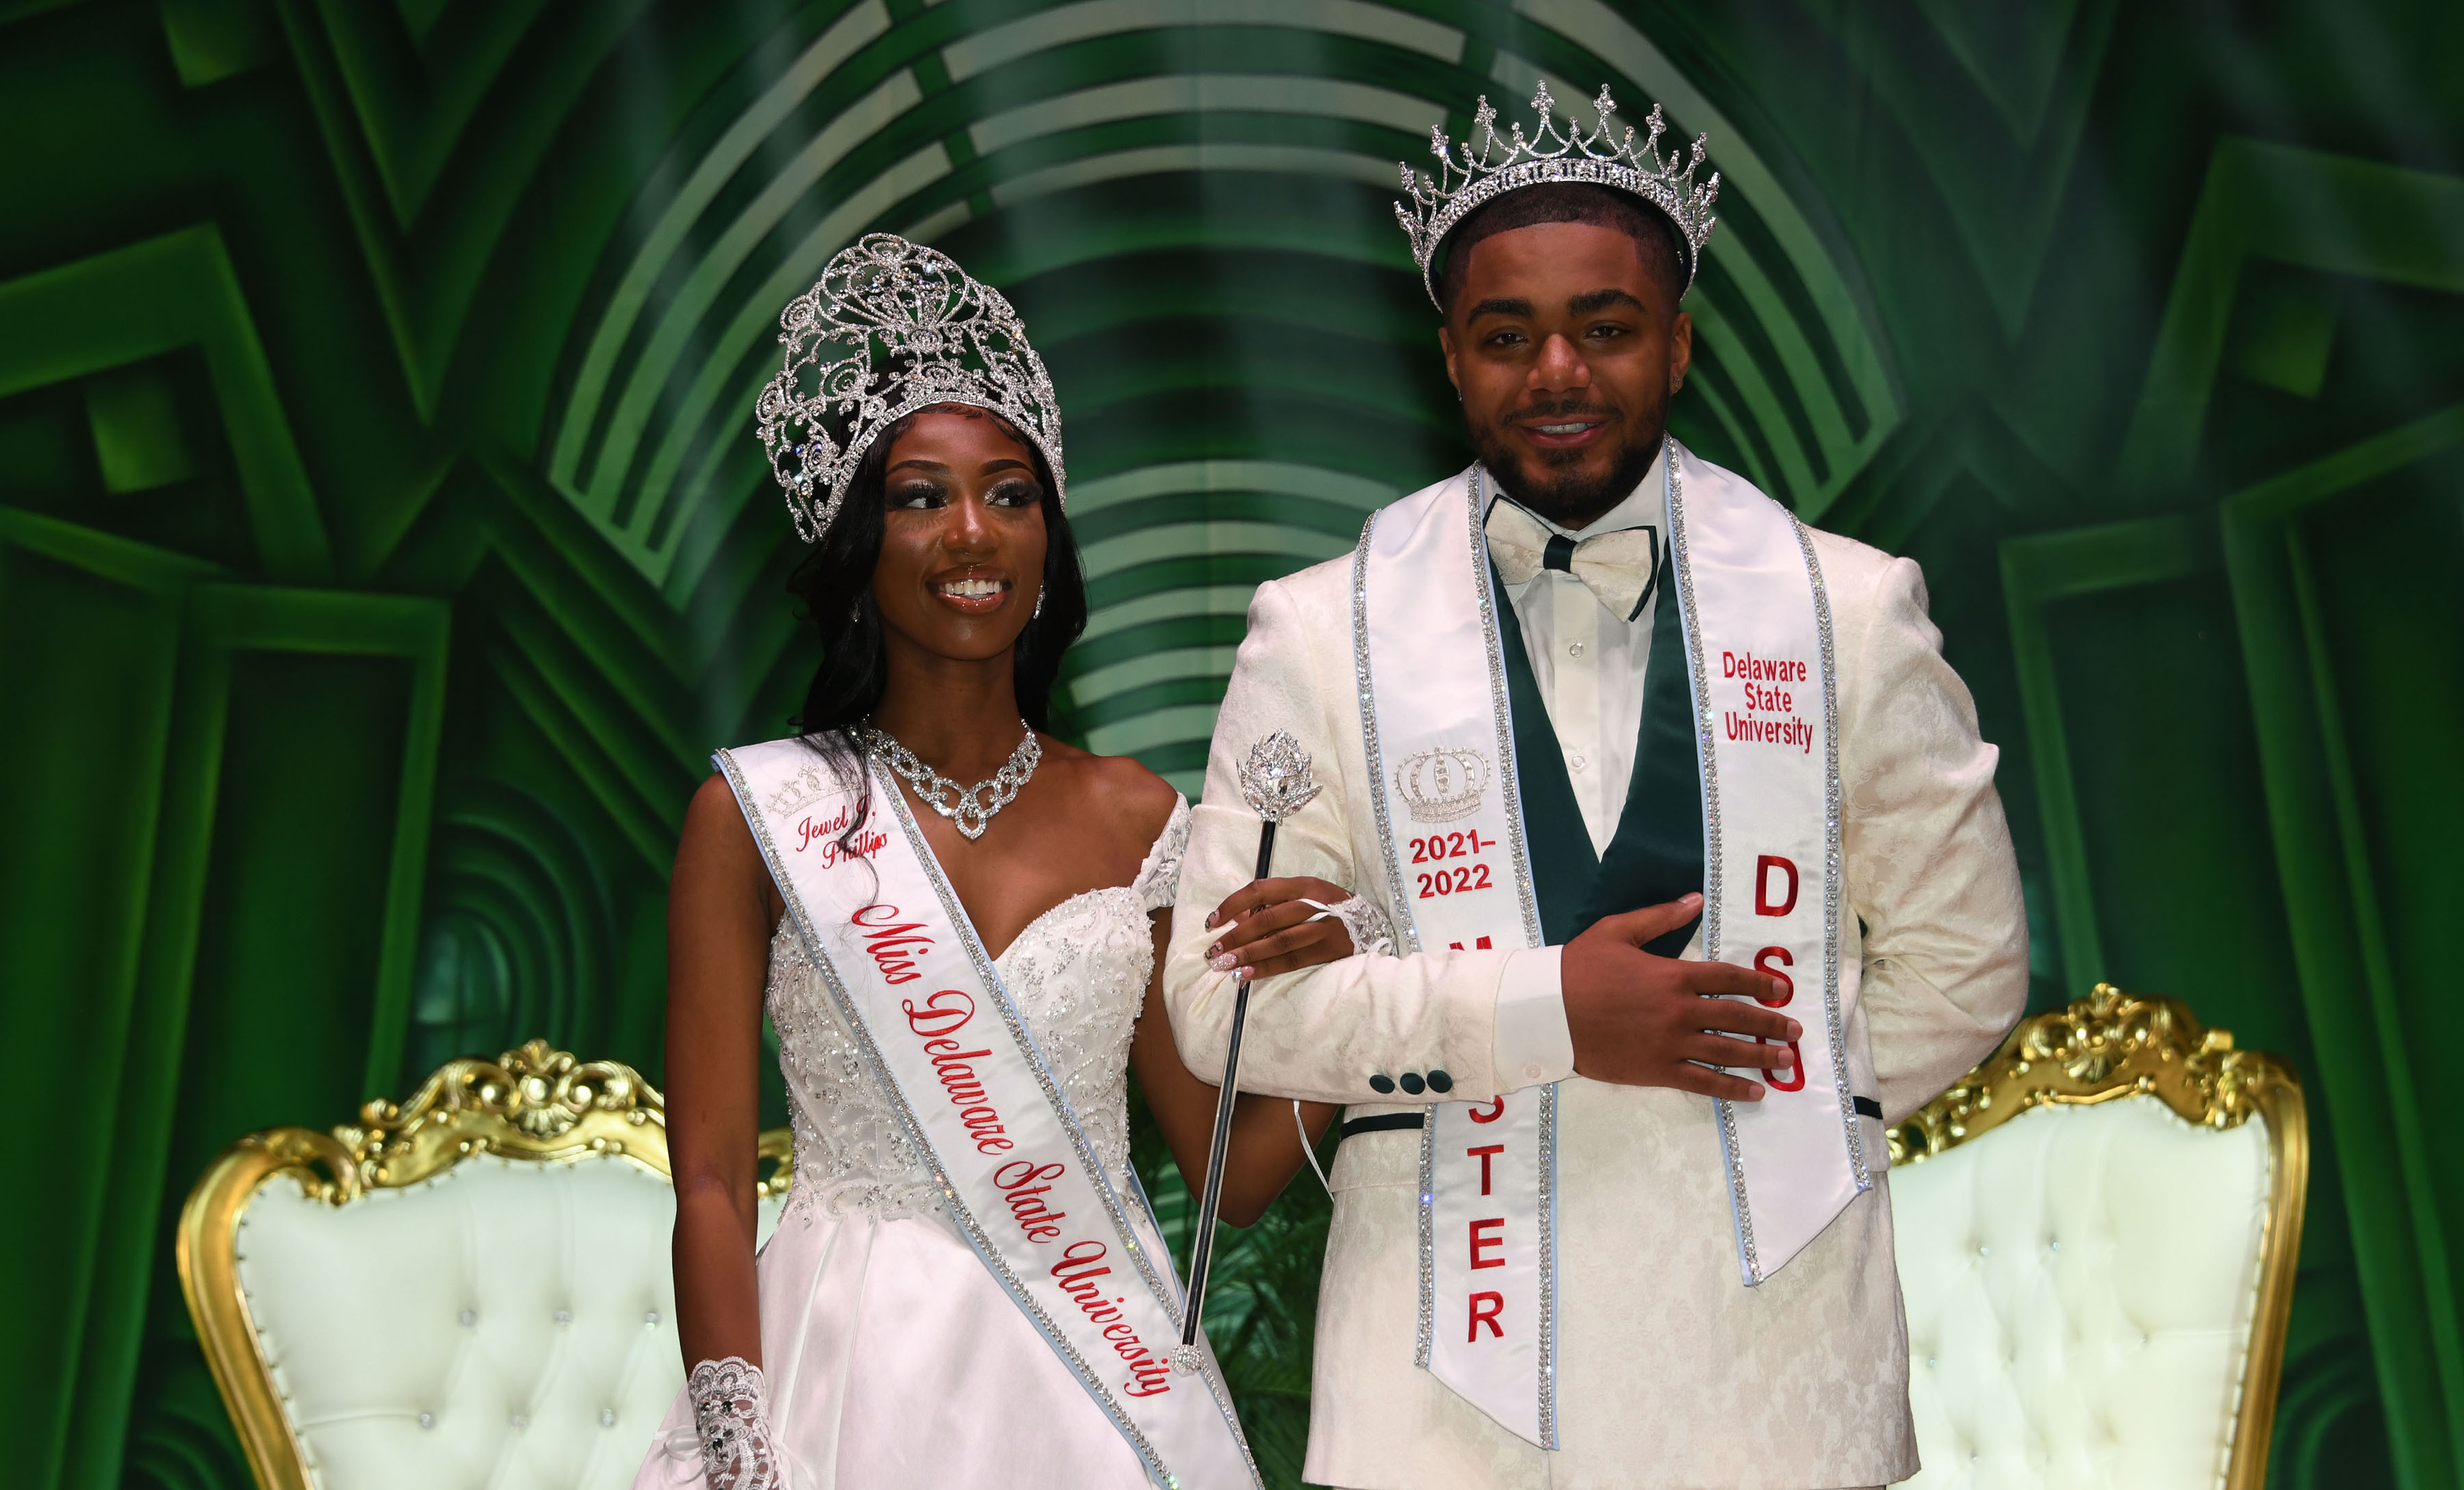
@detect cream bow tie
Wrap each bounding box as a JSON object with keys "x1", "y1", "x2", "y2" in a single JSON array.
[{"x1": 1485, "y1": 498, "x2": 1662, "y2": 621}]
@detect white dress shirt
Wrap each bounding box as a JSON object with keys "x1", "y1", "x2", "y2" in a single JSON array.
[{"x1": 1486, "y1": 467, "x2": 1665, "y2": 1088}]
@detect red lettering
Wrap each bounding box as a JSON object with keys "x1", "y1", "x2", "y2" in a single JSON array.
[
  {"x1": 793, "y1": 800, "x2": 856, "y2": 853},
  {"x1": 1468, "y1": 1291, "x2": 1505, "y2": 1341},
  {"x1": 816, "y1": 825, "x2": 888, "y2": 866},
  {"x1": 1754, "y1": 856, "x2": 1799, "y2": 917},
  {"x1": 997, "y1": 1160, "x2": 1063, "y2": 1189},
  {"x1": 1467, "y1": 1096, "x2": 1505, "y2": 1125},
  {"x1": 1469, "y1": 1217, "x2": 1505, "y2": 1270},
  {"x1": 1044, "y1": 1244, "x2": 1172, "y2": 1398},
  {"x1": 994, "y1": 1161, "x2": 1067, "y2": 1239},
  {"x1": 903, "y1": 988, "x2": 974, "y2": 1037},
  {"x1": 1053, "y1": 1239, "x2": 1108, "y2": 1274},
  {"x1": 1764, "y1": 1038, "x2": 1807, "y2": 1093},
  {"x1": 1122, "y1": 1363, "x2": 1173, "y2": 1398},
  {"x1": 1467, "y1": 1144, "x2": 1504, "y2": 1196},
  {"x1": 962, "y1": 1106, "x2": 1012, "y2": 1154},
  {"x1": 1751, "y1": 946, "x2": 1795, "y2": 1007},
  {"x1": 854, "y1": 903, "x2": 936, "y2": 983}
]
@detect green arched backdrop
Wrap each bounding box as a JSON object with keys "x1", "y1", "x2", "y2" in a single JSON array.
[{"x1": 3, "y1": 1, "x2": 2459, "y2": 1486}]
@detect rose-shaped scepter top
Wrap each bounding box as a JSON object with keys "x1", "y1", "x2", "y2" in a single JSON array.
[{"x1": 1239, "y1": 730, "x2": 1322, "y2": 824}]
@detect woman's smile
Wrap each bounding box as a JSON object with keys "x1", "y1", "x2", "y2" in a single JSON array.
[{"x1": 931, "y1": 569, "x2": 1014, "y2": 613}]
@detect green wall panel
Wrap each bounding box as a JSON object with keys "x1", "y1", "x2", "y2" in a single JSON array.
[
  {"x1": 0, "y1": 519, "x2": 197, "y2": 1490},
  {"x1": 0, "y1": 1, "x2": 2456, "y2": 1487}
]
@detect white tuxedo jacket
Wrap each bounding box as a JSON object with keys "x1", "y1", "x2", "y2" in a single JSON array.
[{"x1": 1164, "y1": 459, "x2": 2029, "y2": 1490}]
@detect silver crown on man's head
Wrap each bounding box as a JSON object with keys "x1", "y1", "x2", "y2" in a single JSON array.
[
  {"x1": 755, "y1": 233, "x2": 1065, "y2": 543},
  {"x1": 1395, "y1": 81, "x2": 1721, "y2": 309}
]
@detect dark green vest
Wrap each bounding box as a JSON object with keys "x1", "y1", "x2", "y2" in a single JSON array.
[{"x1": 1491, "y1": 552, "x2": 1704, "y2": 957}]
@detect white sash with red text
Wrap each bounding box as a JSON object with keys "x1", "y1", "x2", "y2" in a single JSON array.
[
  {"x1": 1663, "y1": 441, "x2": 1871, "y2": 1285},
  {"x1": 717, "y1": 740, "x2": 1260, "y2": 1490},
  {"x1": 1353, "y1": 467, "x2": 1558, "y2": 1448},
  {"x1": 1350, "y1": 444, "x2": 1871, "y2": 1443}
]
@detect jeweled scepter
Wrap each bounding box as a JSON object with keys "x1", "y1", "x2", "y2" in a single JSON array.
[{"x1": 1171, "y1": 730, "x2": 1320, "y2": 1374}]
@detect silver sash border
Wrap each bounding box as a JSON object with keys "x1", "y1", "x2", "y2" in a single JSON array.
[
  {"x1": 1465, "y1": 468, "x2": 1557, "y2": 1443},
  {"x1": 1790, "y1": 515, "x2": 1872, "y2": 1193},
  {"x1": 1663, "y1": 441, "x2": 1868, "y2": 1285},
  {"x1": 1351, "y1": 509, "x2": 1446, "y2": 1365},
  {"x1": 1357, "y1": 470, "x2": 1558, "y2": 1447},
  {"x1": 1350, "y1": 510, "x2": 1418, "y2": 956},
  {"x1": 1534, "y1": 1080, "x2": 1559, "y2": 1441},
  {"x1": 714, "y1": 745, "x2": 1259, "y2": 1487},
  {"x1": 1466, "y1": 468, "x2": 1549, "y2": 955},
  {"x1": 1663, "y1": 445, "x2": 1760, "y2": 1279}
]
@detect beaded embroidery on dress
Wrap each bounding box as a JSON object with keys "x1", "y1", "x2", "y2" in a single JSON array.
[{"x1": 764, "y1": 797, "x2": 1189, "y2": 1223}]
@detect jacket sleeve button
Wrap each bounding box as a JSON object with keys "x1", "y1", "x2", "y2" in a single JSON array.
[
  {"x1": 1426, "y1": 1069, "x2": 1453, "y2": 1093},
  {"x1": 1398, "y1": 1072, "x2": 1426, "y2": 1095},
  {"x1": 1368, "y1": 1074, "x2": 1396, "y2": 1094}
]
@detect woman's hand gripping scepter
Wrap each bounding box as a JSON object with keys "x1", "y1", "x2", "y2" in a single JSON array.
[{"x1": 1170, "y1": 730, "x2": 1322, "y2": 1374}]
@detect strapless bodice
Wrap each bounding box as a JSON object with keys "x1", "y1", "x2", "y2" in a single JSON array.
[{"x1": 764, "y1": 799, "x2": 1188, "y2": 1224}]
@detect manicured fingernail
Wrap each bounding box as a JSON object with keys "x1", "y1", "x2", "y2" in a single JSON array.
[
  {"x1": 1745, "y1": 1083, "x2": 1764, "y2": 1100},
  {"x1": 1205, "y1": 912, "x2": 1220, "y2": 929},
  {"x1": 1207, "y1": 942, "x2": 1223, "y2": 958},
  {"x1": 1210, "y1": 951, "x2": 1238, "y2": 972},
  {"x1": 1681, "y1": 892, "x2": 1703, "y2": 908},
  {"x1": 1785, "y1": 1020, "x2": 1803, "y2": 1040},
  {"x1": 1233, "y1": 965, "x2": 1254, "y2": 981}
]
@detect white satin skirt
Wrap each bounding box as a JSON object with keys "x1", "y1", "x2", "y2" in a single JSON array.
[{"x1": 633, "y1": 1203, "x2": 1157, "y2": 1489}]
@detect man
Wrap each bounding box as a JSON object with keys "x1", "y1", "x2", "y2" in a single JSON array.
[{"x1": 1164, "y1": 85, "x2": 2026, "y2": 1489}]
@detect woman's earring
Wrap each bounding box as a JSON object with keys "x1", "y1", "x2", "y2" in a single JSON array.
[{"x1": 1031, "y1": 589, "x2": 1044, "y2": 620}]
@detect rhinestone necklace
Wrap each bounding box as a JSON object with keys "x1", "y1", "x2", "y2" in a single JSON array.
[{"x1": 859, "y1": 719, "x2": 1041, "y2": 840}]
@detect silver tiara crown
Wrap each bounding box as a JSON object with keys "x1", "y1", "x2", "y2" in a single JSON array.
[
  {"x1": 755, "y1": 233, "x2": 1065, "y2": 542},
  {"x1": 1396, "y1": 81, "x2": 1721, "y2": 309}
]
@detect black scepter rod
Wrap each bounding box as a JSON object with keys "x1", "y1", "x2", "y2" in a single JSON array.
[{"x1": 1172, "y1": 730, "x2": 1320, "y2": 1373}]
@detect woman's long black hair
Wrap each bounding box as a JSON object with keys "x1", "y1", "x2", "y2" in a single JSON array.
[{"x1": 787, "y1": 405, "x2": 1088, "y2": 786}]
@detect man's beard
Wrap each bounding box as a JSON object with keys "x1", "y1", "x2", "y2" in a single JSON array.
[{"x1": 1469, "y1": 399, "x2": 1667, "y2": 529}]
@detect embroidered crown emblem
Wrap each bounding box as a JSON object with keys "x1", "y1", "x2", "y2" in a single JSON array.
[
  {"x1": 1395, "y1": 81, "x2": 1720, "y2": 309},
  {"x1": 1396, "y1": 746, "x2": 1490, "y2": 825},
  {"x1": 762, "y1": 758, "x2": 839, "y2": 821}
]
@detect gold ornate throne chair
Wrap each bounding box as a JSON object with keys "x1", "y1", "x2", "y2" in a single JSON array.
[
  {"x1": 1887, "y1": 985, "x2": 2307, "y2": 1490},
  {"x1": 178, "y1": 1042, "x2": 793, "y2": 1490}
]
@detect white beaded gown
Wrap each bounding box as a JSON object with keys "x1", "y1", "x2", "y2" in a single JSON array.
[{"x1": 634, "y1": 800, "x2": 1190, "y2": 1490}]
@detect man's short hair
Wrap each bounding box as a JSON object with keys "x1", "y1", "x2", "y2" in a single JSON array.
[{"x1": 1434, "y1": 182, "x2": 1688, "y2": 318}]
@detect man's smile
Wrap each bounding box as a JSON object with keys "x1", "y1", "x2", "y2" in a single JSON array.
[{"x1": 1509, "y1": 406, "x2": 1618, "y2": 451}]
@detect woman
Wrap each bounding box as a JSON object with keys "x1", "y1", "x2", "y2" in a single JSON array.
[{"x1": 640, "y1": 235, "x2": 1387, "y2": 1490}]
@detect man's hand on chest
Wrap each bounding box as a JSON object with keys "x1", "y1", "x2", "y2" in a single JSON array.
[{"x1": 1560, "y1": 892, "x2": 1799, "y2": 1099}]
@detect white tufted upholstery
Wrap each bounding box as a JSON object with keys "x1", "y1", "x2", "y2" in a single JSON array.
[
  {"x1": 231, "y1": 1153, "x2": 782, "y2": 1490},
  {"x1": 1890, "y1": 1096, "x2": 2274, "y2": 1489}
]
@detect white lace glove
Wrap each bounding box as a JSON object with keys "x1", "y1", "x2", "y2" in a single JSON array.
[
  {"x1": 1300, "y1": 895, "x2": 1396, "y2": 958},
  {"x1": 688, "y1": 1357, "x2": 782, "y2": 1490}
]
